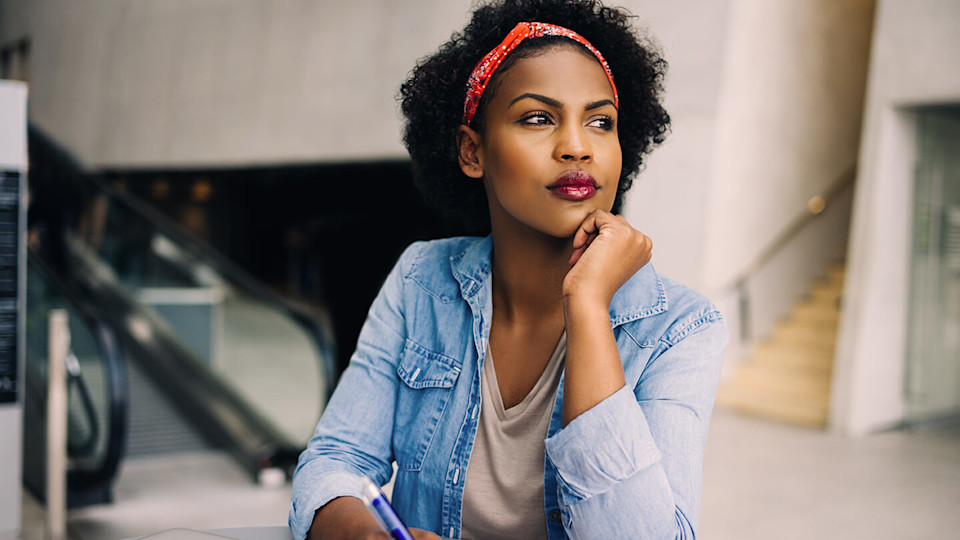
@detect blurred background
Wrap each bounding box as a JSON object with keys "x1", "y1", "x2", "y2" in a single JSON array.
[{"x1": 0, "y1": 0, "x2": 958, "y2": 539}]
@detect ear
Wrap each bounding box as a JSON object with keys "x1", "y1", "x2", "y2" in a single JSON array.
[{"x1": 456, "y1": 124, "x2": 484, "y2": 179}]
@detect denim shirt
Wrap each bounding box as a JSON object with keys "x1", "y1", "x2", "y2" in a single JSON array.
[{"x1": 290, "y1": 236, "x2": 727, "y2": 540}]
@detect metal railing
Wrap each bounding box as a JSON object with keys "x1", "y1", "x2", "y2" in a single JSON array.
[
  {"x1": 28, "y1": 125, "x2": 337, "y2": 480},
  {"x1": 85, "y1": 174, "x2": 339, "y2": 402},
  {"x1": 727, "y1": 164, "x2": 857, "y2": 342},
  {"x1": 23, "y1": 249, "x2": 128, "y2": 508}
]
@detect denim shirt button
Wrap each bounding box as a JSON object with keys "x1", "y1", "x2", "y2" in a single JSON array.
[{"x1": 550, "y1": 509, "x2": 562, "y2": 522}]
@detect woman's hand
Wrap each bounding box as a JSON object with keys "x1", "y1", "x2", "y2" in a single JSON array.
[
  {"x1": 309, "y1": 497, "x2": 442, "y2": 540},
  {"x1": 563, "y1": 209, "x2": 653, "y2": 307},
  {"x1": 560, "y1": 209, "x2": 649, "y2": 424},
  {"x1": 356, "y1": 529, "x2": 440, "y2": 540}
]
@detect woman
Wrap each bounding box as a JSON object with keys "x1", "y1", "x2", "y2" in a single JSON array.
[{"x1": 290, "y1": 1, "x2": 727, "y2": 538}]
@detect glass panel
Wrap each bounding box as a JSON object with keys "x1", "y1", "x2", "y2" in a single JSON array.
[
  {"x1": 906, "y1": 107, "x2": 960, "y2": 423},
  {"x1": 69, "y1": 190, "x2": 326, "y2": 445},
  {"x1": 24, "y1": 260, "x2": 113, "y2": 474}
]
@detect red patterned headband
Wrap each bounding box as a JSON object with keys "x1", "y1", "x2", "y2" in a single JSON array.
[{"x1": 462, "y1": 21, "x2": 619, "y2": 125}]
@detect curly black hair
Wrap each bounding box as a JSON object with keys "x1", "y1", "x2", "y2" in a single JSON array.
[{"x1": 399, "y1": 0, "x2": 671, "y2": 233}]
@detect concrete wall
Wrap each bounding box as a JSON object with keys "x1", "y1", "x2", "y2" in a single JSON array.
[
  {"x1": 618, "y1": 1, "x2": 731, "y2": 289},
  {"x1": 2, "y1": 1, "x2": 875, "y2": 355},
  {"x1": 0, "y1": 0, "x2": 733, "y2": 288},
  {"x1": 0, "y1": 0, "x2": 474, "y2": 166},
  {"x1": 700, "y1": 0, "x2": 874, "y2": 356},
  {"x1": 832, "y1": 0, "x2": 960, "y2": 435}
]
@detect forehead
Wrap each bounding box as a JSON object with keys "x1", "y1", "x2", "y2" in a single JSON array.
[{"x1": 487, "y1": 44, "x2": 616, "y2": 104}]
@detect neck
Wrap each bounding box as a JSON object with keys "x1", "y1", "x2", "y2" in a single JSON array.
[{"x1": 489, "y1": 220, "x2": 572, "y2": 323}]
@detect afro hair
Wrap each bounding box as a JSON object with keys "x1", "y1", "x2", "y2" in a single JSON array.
[{"x1": 399, "y1": 0, "x2": 671, "y2": 233}]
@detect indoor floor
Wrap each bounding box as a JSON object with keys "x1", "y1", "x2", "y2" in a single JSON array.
[{"x1": 20, "y1": 408, "x2": 960, "y2": 540}]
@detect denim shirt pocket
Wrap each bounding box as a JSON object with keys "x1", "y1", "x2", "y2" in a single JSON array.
[{"x1": 394, "y1": 339, "x2": 461, "y2": 471}]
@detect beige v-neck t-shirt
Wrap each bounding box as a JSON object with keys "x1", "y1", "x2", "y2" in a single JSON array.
[{"x1": 460, "y1": 334, "x2": 566, "y2": 540}]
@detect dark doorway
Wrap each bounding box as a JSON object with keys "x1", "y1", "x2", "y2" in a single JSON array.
[{"x1": 103, "y1": 161, "x2": 472, "y2": 374}]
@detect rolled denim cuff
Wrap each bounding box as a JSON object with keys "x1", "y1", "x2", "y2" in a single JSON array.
[
  {"x1": 289, "y1": 470, "x2": 364, "y2": 540},
  {"x1": 544, "y1": 385, "x2": 662, "y2": 504}
]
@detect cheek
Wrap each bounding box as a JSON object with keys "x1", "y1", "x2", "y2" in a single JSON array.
[
  {"x1": 603, "y1": 142, "x2": 623, "y2": 180},
  {"x1": 484, "y1": 148, "x2": 543, "y2": 196},
  {"x1": 487, "y1": 139, "x2": 536, "y2": 176},
  {"x1": 606, "y1": 136, "x2": 623, "y2": 169}
]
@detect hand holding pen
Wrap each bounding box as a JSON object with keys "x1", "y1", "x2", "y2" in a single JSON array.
[
  {"x1": 360, "y1": 477, "x2": 415, "y2": 540},
  {"x1": 359, "y1": 477, "x2": 459, "y2": 540},
  {"x1": 306, "y1": 477, "x2": 448, "y2": 540}
]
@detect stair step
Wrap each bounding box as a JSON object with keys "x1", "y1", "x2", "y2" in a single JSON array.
[
  {"x1": 719, "y1": 260, "x2": 846, "y2": 429},
  {"x1": 809, "y1": 282, "x2": 843, "y2": 306},
  {"x1": 729, "y1": 362, "x2": 831, "y2": 400},
  {"x1": 827, "y1": 265, "x2": 846, "y2": 285},
  {"x1": 125, "y1": 360, "x2": 214, "y2": 458},
  {"x1": 716, "y1": 384, "x2": 829, "y2": 427},
  {"x1": 791, "y1": 301, "x2": 841, "y2": 326},
  {"x1": 751, "y1": 343, "x2": 834, "y2": 373},
  {"x1": 769, "y1": 322, "x2": 838, "y2": 351}
]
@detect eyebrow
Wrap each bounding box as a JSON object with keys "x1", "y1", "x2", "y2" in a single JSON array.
[
  {"x1": 508, "y1": 93, "x2": 616, "y2": 111},
  {"x1": 585, "y1": 99, "x2": 616, "y2": 111}
]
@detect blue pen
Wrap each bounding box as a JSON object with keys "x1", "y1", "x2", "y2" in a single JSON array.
[{"x1": 360, "y1": 476, "x2": 415, "y2": 540}]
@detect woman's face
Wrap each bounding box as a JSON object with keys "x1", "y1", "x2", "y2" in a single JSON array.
[{"x1": 463, "y1": 45, "x2": 622, "y2": 239}]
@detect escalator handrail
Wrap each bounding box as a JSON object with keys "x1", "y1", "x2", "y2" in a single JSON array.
[
  {"x1": 27, "y1": 248, "x2": 128, "y2": 490},
  {"x1": 62, "y1": 234, "x2": 305, "y2": 475},
  {"x1": 68, "y1": 321, "x2": 127, "y2": 490},
  {"x1": 28, "y1": 126, "x2": 326, "y2": 480},
  {"x1": 84, "y1": 174, "x2": 339, "y2": 400},
  {"x1": 66, "y1": 351, "x2": 100, "y2": 457}
]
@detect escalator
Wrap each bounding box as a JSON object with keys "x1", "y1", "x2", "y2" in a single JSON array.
[
  {"x1": 23, "y1": 249, "x2": 127, "y2": 508},
  {"x1": 25, "y1": 127, "x2": 338, "y2": 506}
]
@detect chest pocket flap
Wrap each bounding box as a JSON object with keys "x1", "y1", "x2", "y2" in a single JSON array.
[
  {"x1": 394, "y1": 339, "x2": 462, "y2": 471},
  {"x1": 397, "y1": 339, "x2": 461, "y2": 389}
]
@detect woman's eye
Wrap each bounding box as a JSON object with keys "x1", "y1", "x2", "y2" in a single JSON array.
[
  {"x1": 588, "y1": 117, "x2": 615, "y2": 131},
  {"x1": 520, "y1": 112, "x2": 552, "y2": 126}
]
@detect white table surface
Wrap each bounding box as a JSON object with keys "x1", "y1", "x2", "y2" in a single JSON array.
[
  {"x1": 206, "y1": 527, "x2": 294, "y2": 540},
  {"x1": 133, "y1": 526, "x2": 294, "y2": 540}
]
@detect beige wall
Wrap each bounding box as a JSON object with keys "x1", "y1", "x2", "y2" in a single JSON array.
[
  {"x1": 0, "y1": 0, "x2": 474, "y2": 166},
  {"x1": 2, "y1": 1, "x2": 882, "y2": 386},
  {"x1": 833, "y1": 0, "x2": 960, "y2": 435},
  {"x1": 0, "y1": 0, "x2": 735, "y2": 289},
  {"x1": 619, "y1": 1, "x2": 731, "y2": 289},
  {"x1": 701, "y1": 0, "x2": 874, "y2": 353}
]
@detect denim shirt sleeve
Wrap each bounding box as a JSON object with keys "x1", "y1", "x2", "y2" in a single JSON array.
[
  {"x1": 288, "y1": 245, "x2": 415, "y2": 540},
  {"x1": 544, "y1": 313, "x2": 728, "y2": 539}
]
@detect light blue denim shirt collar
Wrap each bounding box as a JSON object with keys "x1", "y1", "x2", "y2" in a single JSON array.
[{"x1": 449, "y1": 235, "x2": 668, "y2": 326}]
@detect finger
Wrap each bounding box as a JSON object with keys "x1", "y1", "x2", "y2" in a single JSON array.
[
  {"x1": 568, "y1": 244, "x2": 585, "y2": 266},
  {"x1": 631, "y1": 233, "x2": 653, "y2": 268},
  {"x1": 569, "y1": 239, "x2": 588, "y2": 266},
  {"x1": 569, "y1": 229, "x2": 601, "y2": 266},
  {"x1": 409, "y1": 529, "x2": 442, "y2": 540},
  {"x1": 642, "y1": 235, "x2": 654, "y2": 266},
  {"x1": 572, "y1": 219, "x2": 594, "y2": 249},
  {"x1": 572, "y1": 210, "x2": 622, "y2": 265},
  {"x1": 571, "y1": 224, "x2": 601, "y2": 261},
  {"x1": 572, "y1": 209, "x2": 612, "y2": 248}
]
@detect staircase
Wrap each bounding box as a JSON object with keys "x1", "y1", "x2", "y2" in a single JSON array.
[{"x1": 716, "y1": 263, "x2": 845, "y2": 428}]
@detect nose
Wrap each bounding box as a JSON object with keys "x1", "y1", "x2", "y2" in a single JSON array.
[{"x1": 553, "y1": 122, "x2": 591, "y2": 162}]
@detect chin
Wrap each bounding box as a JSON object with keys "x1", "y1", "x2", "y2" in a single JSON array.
[{"x1": 540, "y1": 214, "x2": 591, "y2": 239}]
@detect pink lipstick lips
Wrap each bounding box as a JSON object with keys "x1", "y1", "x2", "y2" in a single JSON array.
[{"x1": 548, "y1": 171, "x2": 598, "y2": 201}]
